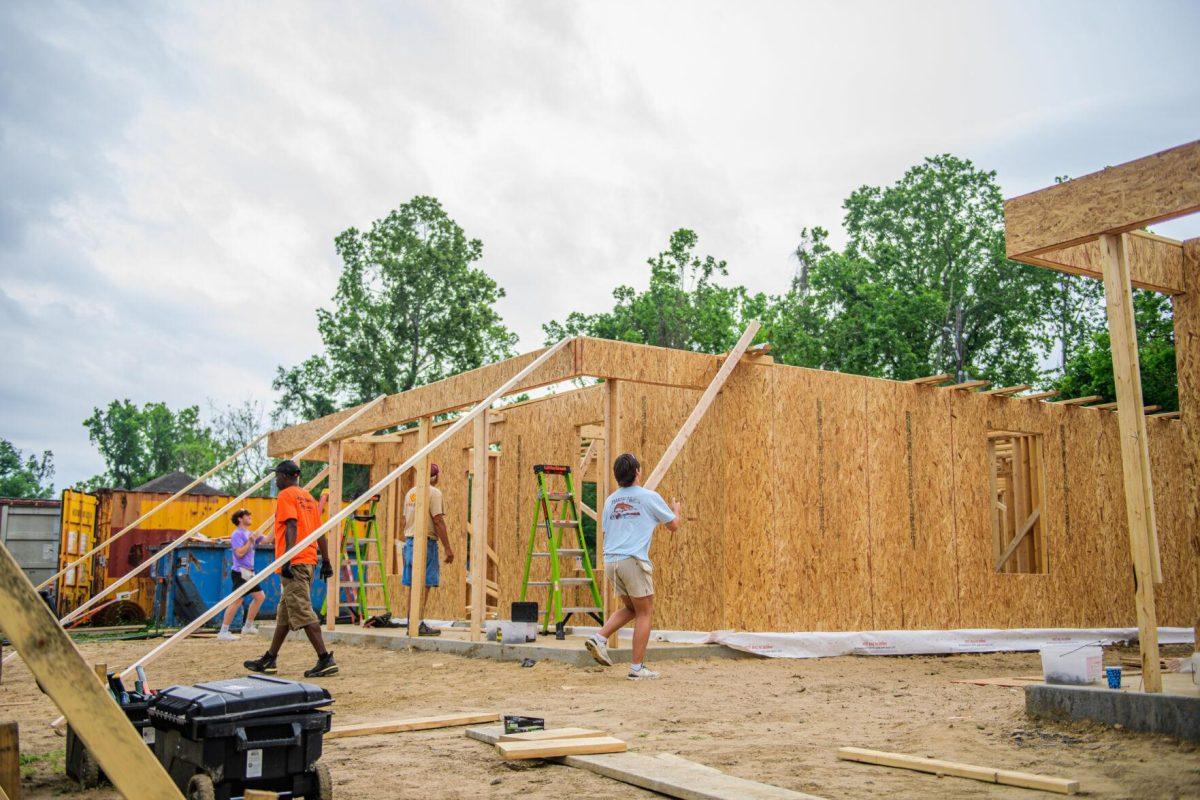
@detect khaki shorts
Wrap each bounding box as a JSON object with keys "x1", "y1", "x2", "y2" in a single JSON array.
[
  {"x1": 277, "y1": 563, "x2": 318, "y2": 631},
  {"x1": 605, "y1": 557, "x2": 654, "y2": 598}
]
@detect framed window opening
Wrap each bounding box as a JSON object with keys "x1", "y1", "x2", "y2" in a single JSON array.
[{"x1": 988, "y1": 430, "x2": 1048, "y2": 574}]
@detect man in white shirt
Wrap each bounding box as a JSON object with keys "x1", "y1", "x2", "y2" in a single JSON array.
[
  {"x1": 403, "y1": 463, "x2": 455, "y2": 636},
  {"x1": 585, "y1": 452, "x2": 681, "y2": 679}
]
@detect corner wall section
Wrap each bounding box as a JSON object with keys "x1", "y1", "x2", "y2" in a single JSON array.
[{"x1": 1176, "y1": 239, "x2": 1200, "y2": 639}]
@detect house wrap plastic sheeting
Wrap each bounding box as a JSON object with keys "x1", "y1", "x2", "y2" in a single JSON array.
[{"x1": 576, "y1": 626, "x2": 1196, "y2": 659}]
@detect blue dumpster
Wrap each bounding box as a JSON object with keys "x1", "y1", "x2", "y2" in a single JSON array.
[{"x1": 150, "y1": 540, "x2": 328, "y2": 628}]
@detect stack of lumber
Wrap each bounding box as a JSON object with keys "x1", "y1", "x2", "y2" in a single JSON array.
[{"x1": 495, "y1": 726, "x2": 627, "y2": 760}]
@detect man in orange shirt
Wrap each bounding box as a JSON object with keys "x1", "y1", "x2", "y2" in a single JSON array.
[{"x1": 244, "y1": 459, "x2": 338, "y2": 677}]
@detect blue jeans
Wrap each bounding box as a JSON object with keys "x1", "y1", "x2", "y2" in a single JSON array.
[{"x1": 402, "y1": 537, "x2": 440, "y2": 587}]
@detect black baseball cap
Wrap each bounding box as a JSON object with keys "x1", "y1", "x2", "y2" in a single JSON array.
[{"x1": 268, "y1": 459, "x2": 301, "y2": 476}]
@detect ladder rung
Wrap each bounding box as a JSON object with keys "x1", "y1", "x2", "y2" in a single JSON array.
[
  {"x1": 532, "y1": 549, "x2": 584, "y2": 557},
  {"x1": 546, "y1": 492, "x2": 573, "y2": 500},
  {"x1": 361, "y1": 582, "x2": 384, "y2": 588},
  {"x1": 526, "y1": 577, "x2": 593, "y2": 587},
  {"x1": 351, "y1": 537, "x2": 379, "y2": 543},
  {"x1": 525, "y1": 581, "x2": 551, "y2": 587},
  {"x1": 560, "y1": 606, "x2": 601, "y2": 614},
  {"x1": 538, "y1": 521, "x2": 579, "y2": 529},
  {"x1": 366, "y1": 606, "x2": 388, "y2": 611}
]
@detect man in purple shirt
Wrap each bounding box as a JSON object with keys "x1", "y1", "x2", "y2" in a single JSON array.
[{"x1": 218, "y1": 508, "x2": 267, "y2": 641}]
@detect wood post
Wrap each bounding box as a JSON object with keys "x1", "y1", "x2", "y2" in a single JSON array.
[
  {"x1": 325, "y1": 440, "x2": 343, "y2": 632},
  {"x1": 1177, "y1": 239, "x2": 1200, "y2": 646},
  {"x1": 1100, "y1": 232, "x2": 1163, "y2": 693},
  {"x1": 601, "y1": 379, "x2": 621, "y2": 647},
  {"x1": 0, "y1": 721, "x2": 18, "y2": 800},
  {"x1": 407, "y1": 417, "x2": 432, "y2": 637},
  {"x1": 0, "y1": 543, "x2": 182, "y2": 799},
  {"x1": 469, "y1": 411, "x2": 489, "y2": 641}
]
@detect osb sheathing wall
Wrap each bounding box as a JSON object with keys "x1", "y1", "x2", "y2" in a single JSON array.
[{"x1": 340, "y1": 360, "x2": 1195, "y2": 633}]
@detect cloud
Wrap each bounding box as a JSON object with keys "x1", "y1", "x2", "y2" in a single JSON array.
[{"x1": 2, "y1": 0, "x2": 1198, "y2": 487}]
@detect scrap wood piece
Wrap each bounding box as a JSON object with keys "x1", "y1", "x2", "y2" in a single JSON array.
[
  {"x1": 837, "y1": 747, "x2": 1078, "y2": 795},
  {"x1": 497, "y1": 736, "x2": 628, "y2": 760},
  {"x1": 499, "y1": 727, "x2": 605, "y2": 742},
  {"x1": 467, "y1": 726, "x2": 826, "y2": 799},
  {"x1": 327, "y1": 712, "x2": 500, "y2": 740}
]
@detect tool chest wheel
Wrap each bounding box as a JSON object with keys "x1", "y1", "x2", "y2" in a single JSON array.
[
  {"x1": 313, "y1": 762, "x2": 333, "y2": 800},
  {"x1": 186, "y1": 773, "x2": 216, "y2": 800}
]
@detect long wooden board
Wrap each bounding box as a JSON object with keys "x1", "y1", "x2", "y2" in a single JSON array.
[
  {"x1": 327, "y1": 712, "x2": 500, "y2": 740},
  {"x1": 497, "y1": 736, "x2": 628, "y2": 760},
  {"x1": 498, "y1": 727, "x2": 605, "y2": 742},
  {"x1": 837, "y1": 747, "x2": 1079, "y2": 794},
  {"x1": 0, "y1": 543, "x2": 182, "y2": 799},
  {"x1": 468, "y1": 726, "x2": 824, "y2": 799}
]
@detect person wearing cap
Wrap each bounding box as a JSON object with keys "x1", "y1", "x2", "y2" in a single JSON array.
[
  {"x1": 244, "y1": 459, "x2": 338, "y2": 677},
  {"x1": 402, "y1": 462, "x2": 454, "y2": 636}
]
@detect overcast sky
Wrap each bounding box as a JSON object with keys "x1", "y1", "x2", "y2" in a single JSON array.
[{"x1": 2, "y1": 0, "x2": 1198, "y2": 489}]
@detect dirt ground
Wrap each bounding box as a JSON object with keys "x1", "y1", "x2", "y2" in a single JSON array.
[{"x1": 3, "y1": 636, "x2": 1197, "y2": 800}]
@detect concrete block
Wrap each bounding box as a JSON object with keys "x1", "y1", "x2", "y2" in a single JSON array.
[{"x1": 1025, "y1": 683, "x2": 1200, "y2": 742}]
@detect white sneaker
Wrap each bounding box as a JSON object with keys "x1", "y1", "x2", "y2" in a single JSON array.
[
  {"x1": 627, "y1": 666, "x2": 660, "y2": 680},
  {"x1": 585, "y1": 637, "x2": 614, "y2": 666},
  {"x1": 216, "y1": 630, "x2": 238, "y2": 641},
  {"x1": 242, "y1": 624, "x2": 259, "y2": 635}
]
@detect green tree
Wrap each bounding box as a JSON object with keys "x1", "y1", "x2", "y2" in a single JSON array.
[
  {"x1": 770, "y1": 155, "x2": 1060, "y2": 384},
  {"x1": 83, "y1": 401, "x2": 225, "y2": 489},
  {"x1": 1056, "y1": 290, "x2": 1177, "y2": 410},
  {"x1": 0, "y1": 439, "x2": 54, "y2": 498},
  {"x1": 274, "y1": 196, "x2": 518, "y2": 423},
  {"x1": 543, "y1": 229, "x2": 764, "y2": 352}
]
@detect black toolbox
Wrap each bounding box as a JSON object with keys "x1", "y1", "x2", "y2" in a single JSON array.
[{"x1": 149, "y1": 675, "x2": 333, "y2": 800}]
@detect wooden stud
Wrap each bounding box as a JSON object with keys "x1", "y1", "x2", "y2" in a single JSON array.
[
  {"x1": 1101, "y1": 232, "x2": 1162, "y2": 693},
  {"x1": 407, "y1": 417, "x2": 432, "y2": 637},
  {"x1": 996, "y1": 509, "x2": 1041, "y2": 572},
  {"x1": 0, "y1": 543, "x2": 182, "y2": 799},
  {"x1": 325, "y1": 440, "x2": 343, "y2": 632},
  {"x1": 908, "y1": 374, "x2": 950, "y2": 385},
  {"x1": 496, "y1": 736, "x2": 628, "y2": 760},
  {"x1": 644, "y1": 321, "x2": 761, "y2": 491},
  {"x1": 983, "y1": 384, "x2": 1031, "y2": 396},
  {"x1": 0, "y1": 722, "x2": 18, "y2": 800},
  {"x1": 1004, "y1": 139, "x2": 1200, "y2": 259},
  {"x1": 601, "y1": 379, "x2": 621, "y2": 647},
  {"x1": 1054, "y1": 395, "x2": 1104, "y2": 406},
  {"x1": 941, "y1": 380, "x2": 990, "y2": 391},
  {"x1": 838, "y1": 747, "x2": 1079, "y2": 795},
  {"x1": 327, "y1": 712, "x2": 500, "y2": 739},
  {"x1": 469, "y1": 411, "x2": 489, "y2": 641},
  {"x1": 1020, "y1": 390, "x2": 1060, "y2": 401}
]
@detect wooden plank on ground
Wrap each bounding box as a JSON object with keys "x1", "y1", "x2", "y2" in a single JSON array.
[
  {"x1": 327, "y1": 712, "x2": 500, "y2": 740},
  {"x1": 497, "y1": 736, "x2": 628, "y2": 760},
  {"x1": 467, "y1": 726, "x2": 826, "y2": 799},
  {"x1": 0, "y1": 543, "x2": 182, "y2": 799},
  {"x1": 499, "y1": 727, "x2": 605, "y2": 742},
  {"x1": 837, "y1": 747, "x2": 1078, "y2": 795}
]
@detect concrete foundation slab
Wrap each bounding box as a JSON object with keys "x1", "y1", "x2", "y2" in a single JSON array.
[
  {"x1": 1025, "y1": 680, "x2": 1200, "y2": 742},
  {"x1": 257, "y1": 623, "x2": 749, "y2": 667}
]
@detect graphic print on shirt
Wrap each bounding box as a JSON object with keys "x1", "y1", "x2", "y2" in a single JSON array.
[{"x1": 610, "y1": 501, "x2": 641, "y2": 519}]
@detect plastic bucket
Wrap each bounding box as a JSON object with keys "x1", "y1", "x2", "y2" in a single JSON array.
[{"x1": 1040, "y1": 644, "x2": 1103, "y2": 685}]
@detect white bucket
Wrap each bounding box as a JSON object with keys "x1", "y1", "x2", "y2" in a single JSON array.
[
  {"x1": 1040, "y1": 644, "x2": 1103, "y2": 685},
  {"x1": 484, "y1": 620, "x2": 537, "y2": 643}
]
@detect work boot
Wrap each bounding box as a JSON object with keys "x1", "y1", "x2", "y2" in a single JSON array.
[
  {"x1": 244, "y1": 651, "x2": 278, "y2": 674},
  {"x1": 304, "y1": 651, "x2": 338, "y2": 677},
  {"x1": 417, "y1": 621, "x2": 441, "y2": 637}
]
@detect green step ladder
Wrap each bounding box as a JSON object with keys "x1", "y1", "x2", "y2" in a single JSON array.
[
  {"x1": 325, "y1": 496, "x2": 393, "y2": 622},
  {"x1": 519, "y1": 464, "x2": 603, "y2": 639}
]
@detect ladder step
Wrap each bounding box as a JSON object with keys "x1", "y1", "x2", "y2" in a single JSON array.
[
  {"x1": 546, "y1": 492, "x2": 573, "y2": 500},
  {"x1": 361, "y1": 582, "x2": 384, "y2": 588},
  {"x1": 532, "y1": 549, "x2": 584, "y2": 557},
  {"x1": 538, "y1": 521, "x2": 580, "y2": 529},
  {"x1": 351, "y1": 537, "x2": 379, "y2": 543},
  {"x1": 526, "y1": 578, "x2": 594, "y2": 587},
  {"x1": 560, "y1": 606, "x2": 602, "y2": 614}
]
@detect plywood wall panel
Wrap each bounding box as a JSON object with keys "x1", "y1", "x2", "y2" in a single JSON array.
[{"x1": 865, "y1": 381, "x2": 909, "y2": 629}]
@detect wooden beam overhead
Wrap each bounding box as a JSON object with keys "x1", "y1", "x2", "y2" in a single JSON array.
[
  {"x1": 1019, "y1": 390, "x2": 1060, "y2": 401},
  {"x1": 1054, "y1": 395, "x2": 1104, "y2": 406},
  {"x1": 1004, "y1": 139, "x2": 1200, "y2": 259},
  {"x1": 1018, "y1": 230, "x2": 1185, "y2": 295},
  {"x1": 941, "y1": 379, "x2": 990, "y2": 391},
  {"x1": 983, "y1": 384, "x2": 1031, "y2": 396}
]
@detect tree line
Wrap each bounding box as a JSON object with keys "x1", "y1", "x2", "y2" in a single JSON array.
[{"x1": 1, "y1": 153, "x2": 1176, "y2": 499}]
